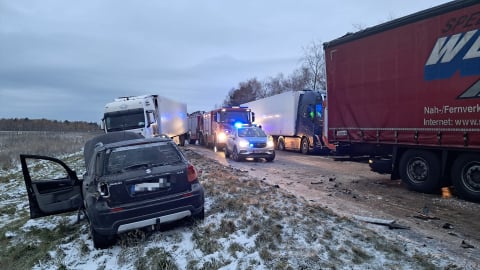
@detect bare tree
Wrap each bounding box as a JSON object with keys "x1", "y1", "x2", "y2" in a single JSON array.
[
  {"x1": 287, "y1": 67, "x2": 310, "y2": 92},
  {"x1": 264, "y1": 73, "x2": 288, "y2": 96},
  {"x1": 223, "y1": 78, "x2": 264, "y2": 106},
  {"x1": 301, "y1": 40, "x2": 326, "y2": 90}
]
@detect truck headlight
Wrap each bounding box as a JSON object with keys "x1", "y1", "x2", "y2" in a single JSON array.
[
  {"x1": 217, "y1": 132, "x2": 227, "y2": 142},
  {"x1": 267, "y1": 140, "x2": 274, "y2": 148}
]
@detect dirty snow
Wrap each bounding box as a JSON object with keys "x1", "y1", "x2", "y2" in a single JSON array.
[{"x1": 0, "y1": 150, "x2": 475, "y2": 269}]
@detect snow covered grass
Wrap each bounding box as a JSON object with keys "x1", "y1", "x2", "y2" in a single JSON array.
[
  {"x1": 0, "y1": 131, "x2": 100, "y2": 171},
  {"x1": 0, "y1": 146, "x2": 468, "y2": 269}
]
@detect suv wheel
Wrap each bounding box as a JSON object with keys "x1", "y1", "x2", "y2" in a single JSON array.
[
  {"x1": 90, "y1": 225, "x2": 113, "y2": 249},
  {"x1": 232, "y1": 147, "x2": 242, "y2": 161}
]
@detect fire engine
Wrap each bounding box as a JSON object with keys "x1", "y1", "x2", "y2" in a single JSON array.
[{"x1": 187, "y1": 106, "x2": 254, "y2": 150}]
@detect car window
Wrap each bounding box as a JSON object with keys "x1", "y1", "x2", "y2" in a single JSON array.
[
  {"x1": 237, "y1": 127, "x2": 266, "y2": 137},
  {"x1": 238, "y1": 128, "x2": 248, "y2": 137},
  {"x1": 105, "y1": 142, "x2": 182, "y2": 175}
]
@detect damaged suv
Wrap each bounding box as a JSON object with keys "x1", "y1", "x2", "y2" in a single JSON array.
[{"x1": 21, "y1": 132, "x2": 205, "y2": 249}]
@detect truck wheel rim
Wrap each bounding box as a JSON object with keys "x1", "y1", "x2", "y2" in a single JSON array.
[
  {"x1": 407, "y1": 158, "x2": 428, "y2": 183},
  {"x1": 462, "y1": 161, "x2": 480, "y2": 192}
]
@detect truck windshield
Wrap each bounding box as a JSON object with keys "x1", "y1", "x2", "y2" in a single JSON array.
[
  {"x1": 220, "y1": 111, "x2": 250, "y2": 124},
  {"x1": 104, "y1": 108, "x2": 145, "y2": 132}
]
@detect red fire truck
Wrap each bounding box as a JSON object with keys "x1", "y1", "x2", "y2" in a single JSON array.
[{"x1": 198, "y1": 106, "x2": 254, "y2": 150}]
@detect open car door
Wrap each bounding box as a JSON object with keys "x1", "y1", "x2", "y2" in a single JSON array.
[{"x1": 20, "y1": 154, "x2": 83, "y2": 219}]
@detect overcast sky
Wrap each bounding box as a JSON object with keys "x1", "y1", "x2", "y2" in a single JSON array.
[{"x1": 0, "y1": 0, "x2": 450, "y2": 123}]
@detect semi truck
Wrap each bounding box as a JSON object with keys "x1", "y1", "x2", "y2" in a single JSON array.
[
  {"x1": 242, "y1": 90, "x2": 328, "y2": 154},
  {"x1": 323, "y1": 0, "x2": 480, "y2": 201},
  {"x1": 200, "y1": 106, "x2": 255, "y2": 150},
  {"x1": 102, "y1": 95, "x2": 188, "y2": 145}
]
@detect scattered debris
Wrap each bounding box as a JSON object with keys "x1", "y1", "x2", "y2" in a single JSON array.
[
  {"x1": 422, "y1": 205, "x2": 430, "y2": 216},
  {"x1": 442, "y1": 223, "x2": 454, "y2": 229},
  {"x1": 441, "y1": 187, "x2": 452, "y2": 199},
  {"x1": 311, "y1": 181, "x2": 323, "y2": 185},
  {"x1": 329, "y1": 177, "x2": 336, "y2": 182},
  {"x1": 413, "y1": 214, "x2": 439, "y2": 220},
  {"x1": 461, "y1": 240, "x2": 475, "y2": 249},
  {"x1": 354, "y1": 215, "x2": 410, "y2": 230}
]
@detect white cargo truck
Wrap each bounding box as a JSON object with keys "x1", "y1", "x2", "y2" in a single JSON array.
[
  {"x1": 102, "y1": 95, "x2": 188, "y2": 145},
  {"x1": 242, "y1": 90, "x2": 327, "y2": 154}
]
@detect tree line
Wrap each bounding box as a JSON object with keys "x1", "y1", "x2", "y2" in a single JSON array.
[
  {"x1": 223, "y1": 41, "x2": 326, "y2": 106},
  {"x1": 0, "y1": 118, "x2": 100, "y2": 132}
]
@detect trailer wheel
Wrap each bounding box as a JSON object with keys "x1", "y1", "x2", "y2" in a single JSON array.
[
  {"x1": 300, "y1": 137, "x2": 309, "y2": 155},
  {"x1": 277, "y1": 138, "x2": 285, "y2": 151},
  {"x1": 451, "y1": 154, "x2": 480, "y2": 202},
  {"x1": 179, "y1": 134, "x2": 186, "y2": 146},
  {"x1": 399, "y1": 150, "x2": 441, "y2": 193},
  {"x1": 199, "y1": 135, "x2": 205, "y2": 146}
]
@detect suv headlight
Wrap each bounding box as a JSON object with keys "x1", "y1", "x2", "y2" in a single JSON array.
[{"x1": 238, "y1": 139, "x2": 249, "y2": 148}]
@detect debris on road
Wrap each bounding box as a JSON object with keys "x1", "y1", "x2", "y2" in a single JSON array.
[{"x1": 354, "y1": 215, "x2": 410, "y2": 230}]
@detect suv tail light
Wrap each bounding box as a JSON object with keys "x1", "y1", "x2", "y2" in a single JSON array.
[
  {"x1": 187, "y1": 164, "x2": 198, "y2": 182},
  {"x1": 97, "y1": 182, "x2": 110, "y2": 198}
]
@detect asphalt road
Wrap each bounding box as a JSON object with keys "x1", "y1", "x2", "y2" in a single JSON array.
[{"x1": 185, "y1": 143, "x2": 480, "y2": 264}]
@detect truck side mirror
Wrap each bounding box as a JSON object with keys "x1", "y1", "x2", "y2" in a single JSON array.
[
  {"x1": 146, "y1": 111, "x2": 155, "y2": 127},
  {"x1": 251, "y1": 112, "x2": 255, "y2": 123}
]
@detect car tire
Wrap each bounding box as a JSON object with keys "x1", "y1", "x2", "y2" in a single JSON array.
[
  {"x1": 193, "y1": 207, "x2": 205, "y2": 221},
  {"x1": 266, "y1": 152, "x2": 275, "y2": 162},
  {"x1": 232, "y1": 147, "x2": 242, "y2": 161},
  {"x1": 90, "y1": 225, "x2": 113, "y2": 249},
  {"x1": 224, "y1": 146, "x2": 230, "y2": 158}
]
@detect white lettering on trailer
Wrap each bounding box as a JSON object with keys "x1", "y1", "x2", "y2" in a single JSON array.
[
  {"x1": 425, "y1": 30, "x2": 477, "y2": 65},
  {"x1": 464, "y1": 33, "x2": 480, "y2": 59}
]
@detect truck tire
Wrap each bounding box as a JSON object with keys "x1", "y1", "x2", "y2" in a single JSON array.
[
  {"x1": 300, "y1": 137, "x2": 309, "y2": 155},
  {"x1": 399, "y1": 150, "x2": 441, "y2": 193},
  {"x1": 451, "y1": 154, "x2": 480, "y2": 202},
  {"x1": 277, "y1": 138, "x2": 285, "y2": 151},
  {"x1": 179, "y1": 134, "x2": 186, "y2": 146}
]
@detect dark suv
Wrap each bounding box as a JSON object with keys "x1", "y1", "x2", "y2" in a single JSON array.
[{"x1": 21, "y1": 132, "x2": 205, "y2": 248}]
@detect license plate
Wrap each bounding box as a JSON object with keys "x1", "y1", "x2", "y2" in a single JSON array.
[{"x1": 134, "y1": 178, "x2": 169, "y2": 192}]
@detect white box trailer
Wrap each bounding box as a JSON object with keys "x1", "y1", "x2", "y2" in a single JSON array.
[
  {"x1": 242, "y1": 90, "x2": 326, "y2": 154},
  {"x1": 102, "y1": 95, "x2": 188, "y2": 145}
]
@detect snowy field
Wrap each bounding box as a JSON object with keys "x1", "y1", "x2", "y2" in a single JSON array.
[{"x1": 0, "y1": 148, "x2": 474, "y2": 269}]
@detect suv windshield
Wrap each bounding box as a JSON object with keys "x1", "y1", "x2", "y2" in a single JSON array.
[
  {"x1": 238, "y1": 127, "x2": 266, "y2": 137},
  {"x1": 104, "y1": 142, "x2": 182, "y2": 175}
]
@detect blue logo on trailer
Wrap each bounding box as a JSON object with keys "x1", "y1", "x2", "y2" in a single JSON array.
[{"x1": 424, "y1": 29, "x2": 480, "y2": 81}]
